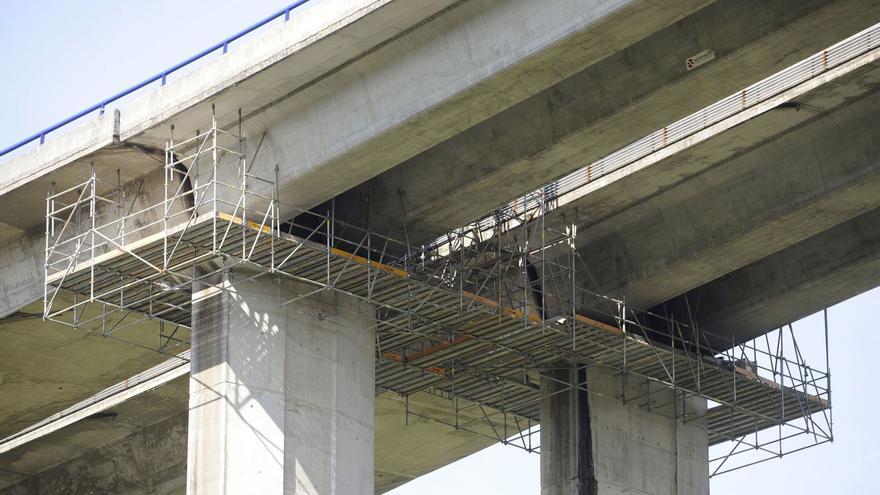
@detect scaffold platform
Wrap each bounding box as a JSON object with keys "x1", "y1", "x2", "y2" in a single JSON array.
[
  {"x1": 42, "y1": 118, "x2": 832, "y2": 476},
  {"x1": 46, "y1": 209, "x2": 829, "y2": 445}
]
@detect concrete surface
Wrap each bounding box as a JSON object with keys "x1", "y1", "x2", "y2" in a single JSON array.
[
  {"x1": 333, "y1": 0, "x2": 880, "y2": 244},
  {"x1": 187, "y1": 272, "x2": 375, "y2": 494},
  {"x1": 661, "y1": 206, "x2": 880, "y2": 344},
  {"x1": 0, "y1": 0, "x2": 709, "y2": 230},
  {"x1": 541, "y1": 365, "x2": 708, "y2": 495},
  {"x1": 1, "y1": 0, "x2": 879, "y2": 493},
  {"x1": 0, "y1": 379, "x2": 506, "y2": 494},
  {"x1": 0, "y1": 378, "x2": 189, "y2": 495},
  {"x1": 561, "y1": 59, "x2": 880, "y2": 312}
]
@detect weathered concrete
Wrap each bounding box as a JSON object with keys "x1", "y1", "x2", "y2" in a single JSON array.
[
  {"x1": 565, "y1": 67, "x2": 880, "y2": 312},
  {"x1": 660, "y1": 206, "x2": 880, "y2": 344},
  {"x1": 0, "y1": 300, "x2": 181, "y2": 441},
  {"x1": 541, "y1": 365, "x2": 707, "y2": 495},
  {"x1": 0, "y1": 380, "x2": 504, "y2": 494},
  {"x1": 2, "y1": 1, "x2": 879, "y2": 492},
  {"x1": 1, "y1": 0, "x2": 711, "y2": 231},
  {"x1": 0, "y1": 377, "x2": 189, "y2": 495},
  {"x1": 187, "y1": 272, "x2": 375, "y2": 494},
  {"x1": 333, "y1": 0, "x2": 880, "y2": 243},
  {"x1": 0, "y1": 412, "x2": 188, "y2": 495}
]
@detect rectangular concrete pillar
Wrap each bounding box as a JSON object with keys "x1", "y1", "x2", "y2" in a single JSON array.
[
  {"x1": 540, "y1": 365, "x2": 708, "y2": 495},
  {"x1": 186, "y1": 271, "x2": 375, "y2": 494}
]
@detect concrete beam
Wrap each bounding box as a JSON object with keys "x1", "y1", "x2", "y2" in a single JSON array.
[
  {"x1": 570, "y1": 73, "x2": 880, "y2": 310},
  {"x1": 0, "y1": 382, "x2": 506, "y2": 494},
  {"x1": 206, "y1": 0, "x2": 713, "y2": 222},
  {"x1": 0, "y1": 301, "x2": 180, "y2": 441},
  {"x1": 334, "y1": 0, "x2": 880, "y2": 243},
  {"x1": 0, "y1": 0, "x2": 461, "y2": 210},
  {"x1": 1, "y1": 0, "x2": 712, "y2": 233},
  {"x1": 0, "y1": 374, "x2": 190, "y2": 495},
  {"x1": 0, "y1": 412, "x2": 187, "y2": 495},
  {"x1": 658, "y1": 207, "x2": 880, "y2": 344}
]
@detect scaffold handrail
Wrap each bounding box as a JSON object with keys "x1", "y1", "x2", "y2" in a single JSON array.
[{"x1": 41, "y1": 114, "x2": 832, "y2": 477}]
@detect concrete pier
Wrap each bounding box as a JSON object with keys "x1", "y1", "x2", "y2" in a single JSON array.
[
  {"x1": 186, "y1": 272, "x2": 375, "y2": 494},
  {"x1": 541, "y1": 365, "x2": 708, "y2": 495}
]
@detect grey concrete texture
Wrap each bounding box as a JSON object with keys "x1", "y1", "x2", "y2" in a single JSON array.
[
  {"x1": 0, "y1": 379, "x2": 189, "y2": 495},
  {"x1": 1, "y1": 0, "x2": 879, "y2": 492},
  {"x1": 540, "y1": 365, "x2": 708, "y2": 495},
  {"x1": 337, "y1": 0, "x2": 879, "y2": 243},
  {"x1": 0, "y1": 300, "x2": 181, "y2": 441},
  {"x1": 663, "y1": 206, "x2": 880, "y2": 344},
  {"x1": 186, "y1": 272, "x2": 375, "y2": 494},
  {"x1": 0, "y1": 384, "x2": 508, "y2": 494},
  {"x1": 0, "y1": 412, "x2": 188, "y2": 495},
  {"x1": 566, "y1": 63, "x2": 880, "y2": 309}
]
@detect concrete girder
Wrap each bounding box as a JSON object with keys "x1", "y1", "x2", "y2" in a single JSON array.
[
  {"x1": 568, "y1": 64, "x2": 880, "y2": 311},
  {"x1": 0, "y1": 377, "x2": 189, "y2": 494},
  {"x1": 0, "y1": 0, "x2": 713, "y2": 318},
  {"x1": 0, "y1": 381, "x2": 509, "y2": 494},
  {"x1": 579, "y1": 62, "x2": 880, "y2": 307},
  {"x1": 331, "y1": 0, "x2": 880, "y2": 244},
  {"x1": 658, "y1": 206, "x2": 880, "y2": 345},
  {"x1": 0, "y1": 0, "x2": 712, "y2": 232}
]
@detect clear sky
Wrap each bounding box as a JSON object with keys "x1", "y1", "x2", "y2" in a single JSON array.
[{"x1": 1, "y1": 2, "x2": 877, "y2": 493}]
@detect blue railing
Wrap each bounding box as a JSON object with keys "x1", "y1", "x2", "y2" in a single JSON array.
[{"x1": 0, "y1": 0, "x2": 312, "y2": 158}]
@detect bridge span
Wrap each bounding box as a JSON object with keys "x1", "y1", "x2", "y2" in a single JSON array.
[{"x1": 1, "y1": 1, "x2": 878, "y2": 493}]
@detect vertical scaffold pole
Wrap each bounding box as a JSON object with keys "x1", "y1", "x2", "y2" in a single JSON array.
[
  {"x1": 621, "y1": 296, "x2": 627, "y2": 405},
  {"x1": 212, "y1": 114, "x2": 218, "y2": 252},
  {"x1": 238, "y1": 108, "x2": 247, "y2": 260},
  {"x1": 779, "y1": 326, "x2": 785, "y2": 457},
  {"x1": 272, "y1": 164, "x2": 279, "y2": 271},
  {"x1": 824, "y1": 308, "x2": 833, "y2": 441},
  {"x1": 570, "y1": 223, "x2": 576, "y2": 351},
  {"x1": 117, "y1": 169, "x2": 124, "y2": 245},
  {"x1": 44, "y1": 184, "x2": 52, "y2": 318},
  {"x1": 89, "y1": 162, "x2": 96, "y2": 303},
  {"x1": 165, "y1": 126, "x2": 174, "y2": 270}
]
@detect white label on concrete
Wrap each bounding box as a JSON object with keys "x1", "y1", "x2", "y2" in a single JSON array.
[{"x1": 686, "y1": 49, "x2": 716, "y2": 71}]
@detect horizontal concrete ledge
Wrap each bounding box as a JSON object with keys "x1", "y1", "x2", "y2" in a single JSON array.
[
  {"x1": 0, "y1": 0, "x2": 448, "y2": 198},
  {"x1": 0, "y1": 351, "x2": 190, "y2": 456}
]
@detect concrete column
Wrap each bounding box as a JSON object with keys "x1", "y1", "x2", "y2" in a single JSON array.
[
  {"x1": 540, "y1": 364, "x2": 597, "y2": 495},
  {"x1": 186, "y1": 271, "x2": 375, "y2": 494},
  {"x1": 540, "y1": 365, "x2": 708, "y2": 495}
]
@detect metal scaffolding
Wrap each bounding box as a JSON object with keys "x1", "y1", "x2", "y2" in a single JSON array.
[{"x1": 43, "y1": 111, "x2": 832, "y2": 476}]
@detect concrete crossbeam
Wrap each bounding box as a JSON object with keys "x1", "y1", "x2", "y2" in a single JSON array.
[
  {"x1": 334, "y1": 0, "x2": 880, "y2": 243},
  {"x1": 661, "y1": 207, "x2": 880, "y2": 344},
  {"x1": 571, "y1": 76, "x2": 880, "y2": 310},
  {"x1": 0, "y1": 0, "x2": 709, "y2": 232}
]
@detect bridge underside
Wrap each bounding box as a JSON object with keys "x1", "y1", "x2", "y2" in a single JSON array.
[{"x1": 1, "y1": 0, "x2": 878, "y2": 493}]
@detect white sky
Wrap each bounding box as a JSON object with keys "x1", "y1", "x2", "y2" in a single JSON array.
[{"x1": 1, "y1": 2, "x2": 877, "y2": 493}]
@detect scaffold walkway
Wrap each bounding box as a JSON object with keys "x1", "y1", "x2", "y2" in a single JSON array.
[{"x1": 42, "y1": 117, "x2": 832, "y2": 476}]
